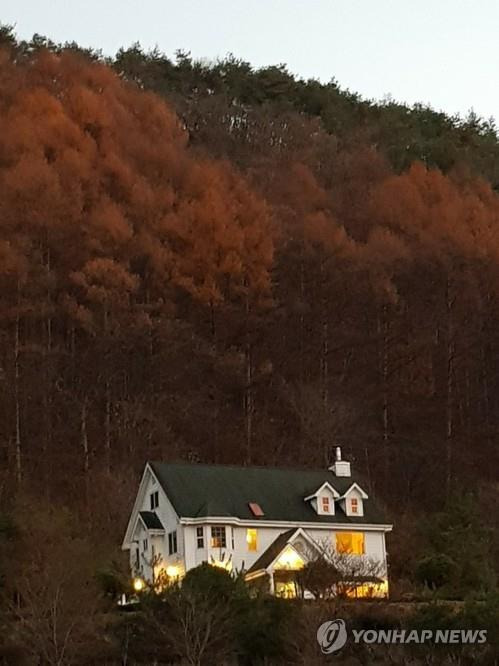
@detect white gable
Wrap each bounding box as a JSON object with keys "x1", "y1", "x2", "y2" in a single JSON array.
[
  {"x1": 304, "y1": 482, "x2": 339, "y2": 516},
  {"x1": 339, "y1": 483, "x2": 368, "y2": 517},
  {"x1": 122, "y1": 463, "x2": 178, "y2": 549}
]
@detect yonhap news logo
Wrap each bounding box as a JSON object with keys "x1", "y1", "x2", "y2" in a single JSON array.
[
  {"x1": 316, "y1": 619, "x2": 348, "y2": 654},
  {"x1": 317, "y1": 619, "x2": 487, "y2": 654}
]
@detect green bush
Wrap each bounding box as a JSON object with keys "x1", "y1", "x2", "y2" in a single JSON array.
[
  {"x1": 95, "y1": 563, "x2": 129, "y2": 598},
  {"x1": 182, "y1": 562, "x2": 246, "y2": 602},
  {"x1": 235, "y1": 596, "x2": 297, "y2": 665},
  {"x1": 415, "y1": 553, "x2": 457, "y2": 590}
]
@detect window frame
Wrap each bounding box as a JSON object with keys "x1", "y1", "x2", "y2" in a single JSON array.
[
  {"x1": 210, "y1": 526, "x2": 226, "y2": 548},
  {"x1": 246, "y1": 528, "x2": 258, "y2": 552},
  {"x1": 321, "y1": 496, "x2": 330, "y2": 513},
  {"x1": 168, "y1": 530, "x2": 178, "y2": 555},
  {"x1": 150, "y1": 490, "x2": 159, "y2": 510},
  {"x1": 336, "y1": 531, "x2": 364, "y2": 555},
  {"x1": 196, "y1": 526, "x2": 204, "y2": 549}
]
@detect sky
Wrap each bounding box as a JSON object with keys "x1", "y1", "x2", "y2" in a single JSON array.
[{"x1": 2, "y1": 0, "x2": 499, "y2": 121}]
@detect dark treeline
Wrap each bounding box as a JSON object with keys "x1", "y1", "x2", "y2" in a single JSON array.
[{"x1": 0, "y1": 24, "x2": 498, "y2": 602}]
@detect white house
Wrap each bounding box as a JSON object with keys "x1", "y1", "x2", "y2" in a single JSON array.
[{"x1": 122, "y1": 448, "x2": 392, "y2": 598}]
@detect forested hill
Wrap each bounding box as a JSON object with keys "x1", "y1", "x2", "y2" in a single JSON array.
[
  {"x1": 0, "y1": 25, "x2": 498, "y2": 531},
  {"x1": 113, "y1": 46, "x2": 499, "y2": 188},
  {"x1": 3, "y1": 26, "x2": 499, "y2": 185}
]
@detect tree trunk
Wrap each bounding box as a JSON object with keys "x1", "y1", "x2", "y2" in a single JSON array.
[
  {"x1": 14, "y1": 292, "x2": 22, "y2": 485},
  {"x1": 210, "y1": 302, "x2": 219, "y2": 461},
  {"x1": 445, "y1": 277, "x2": 455, "y2": 498},
  {"x1": 377, "y1": 304, "x2": 390, "y2": 485},
  {"x1": 319, "y1": 258, "x2": 329, "y2": 465},
  {"x1": 81, "y1": 401, "x2": 90, "y2": 506},
  {"x1": 243, "y1": 295, "x2": 253, "y2": 464},
  {"x1": 244, "y1": 339, "x2": 253, "y2": 465},
  {"x1": 105, "y1": 380, "x2": 111, "y2": 473}
]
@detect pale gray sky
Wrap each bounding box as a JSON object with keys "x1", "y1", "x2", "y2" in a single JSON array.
[{"x1": 3, "y1": 0, "x2": 499, "y2": 120}]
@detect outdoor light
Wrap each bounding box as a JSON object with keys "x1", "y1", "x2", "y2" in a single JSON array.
[
  {"x1": 166, "y1": 565, "x2": 180, "y2": 578},
  {"x1": 212, "y1": 559, "x2": 233, "y2": 571},
  {"x1": 133, "y1": 577, "x2": 145, "y2": 592}
]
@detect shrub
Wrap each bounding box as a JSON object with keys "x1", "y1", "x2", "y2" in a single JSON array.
[
  {"x1": 415, "y1": 553, "x2": 457, "y2": 590},
  {"x1": 236, "y1": 596, "x2": 297, "y2": 665},
  {"x1": 182, "y1": 562, "x2": 246, "y2": 602}
]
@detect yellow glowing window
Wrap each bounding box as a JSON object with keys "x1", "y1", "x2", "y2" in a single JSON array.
[
  {"x1": 336, "y1": 532, "x2": 364, "y2": 555},
  {"x1": 351, "y1": 498, "x2": 359, "y2": 514},
  {"x1": 274, "y1": 546, "x2": 304, "y2": 570},
  {"x1": 246, "y1": 528, "x2": 258, "y2": 551},
  {"x1": 275, "y1": 581, "x2": 297, "y2": 598}
]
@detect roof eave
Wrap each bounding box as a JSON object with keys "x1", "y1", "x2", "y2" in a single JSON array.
[
  {"x1": 179, "y1": 516, "x2": 392, "y2": 531},
  {"x1": 122, "y1": 464, "x2": 152, "y2": 549}
]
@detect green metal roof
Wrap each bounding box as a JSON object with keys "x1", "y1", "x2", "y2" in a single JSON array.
[{"x1": 149, "y1": 462, "x2": 389, "y2": 525}]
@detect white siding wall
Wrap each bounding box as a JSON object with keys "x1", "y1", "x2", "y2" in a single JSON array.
[
  {"x1": 179, "y1": 524, "x2": 388, "y2": 576},
  {"x1": 129, "y1": 468, "x2": 183, "y2": 579},
  {"x1": 364, "y1": 531, "x2": 387, "y2": 574}
]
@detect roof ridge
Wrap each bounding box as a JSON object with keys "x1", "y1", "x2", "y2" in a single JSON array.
[{"x1": 148, "y1": 460, "x2": 342, "y2": 474}]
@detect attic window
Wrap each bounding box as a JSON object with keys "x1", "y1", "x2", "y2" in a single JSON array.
[
  {"x1": 150, "y1": 491, "x2": 159, "y2": 510},
  {"x1": 248, "y1": 502, "x2": 264, "y2": 517},
  {"x1": 322, "y1": 497, "x2": 330, "y2": 513},
  {"x1": 351, "y1": 498, "x2": 359, "y2": 514}
]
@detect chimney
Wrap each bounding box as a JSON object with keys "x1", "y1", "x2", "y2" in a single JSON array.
[{"x1": 329, "y1": 446, "x2": 351, "y2": 477}]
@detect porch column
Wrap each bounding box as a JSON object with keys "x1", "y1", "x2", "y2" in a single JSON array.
[{"x1": 269, "y1": 571, "x2": 275, "y2": 595}]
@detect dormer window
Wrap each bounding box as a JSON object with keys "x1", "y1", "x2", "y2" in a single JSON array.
[
  {"x1": 304, "y1": 482, "x2": 339, "y2": 515},
  {"x1": 340, "y1": 483, "x2": 368, "y2": 517}
]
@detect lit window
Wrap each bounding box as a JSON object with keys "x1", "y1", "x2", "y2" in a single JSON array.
[
  {"x1": 168, "y1": 530, "x2": 177, "y2": 555},
  {"x1": 150, "y1": 491, "x2": 159, "y2": 510},
  {"x1": 274, "y1": 546, "x2": 304, "y2": 570},
  {"x1": 351, "y1": 498, "x2": 359, "y2": 514},
  {"x1": 275, "y1": 581, "x2": 297, "y2": 598},
  {"x1": 210, "y1": 526, "x2": 226, "y2": 548},
  {"x1": 196, "y1": 527, "x2": 204, "y2": 548},
  {"x1": 336, "y1": 532, "x2": 364, "y2": 555},
  {"x1": 322, "y1": 497, "x2": 330, "y2": 513},
  {"x1": 246, "y1": 528, "x2": 258, "y2": 551}
]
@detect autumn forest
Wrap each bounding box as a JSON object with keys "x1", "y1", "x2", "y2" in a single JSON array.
[{"x1": 0, "y1": 24, "x2": 498, "y2": 663}]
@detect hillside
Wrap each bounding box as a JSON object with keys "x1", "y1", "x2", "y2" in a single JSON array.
[{"x1": 0, "y1": 25, "x2": 497, "y2": 634}]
